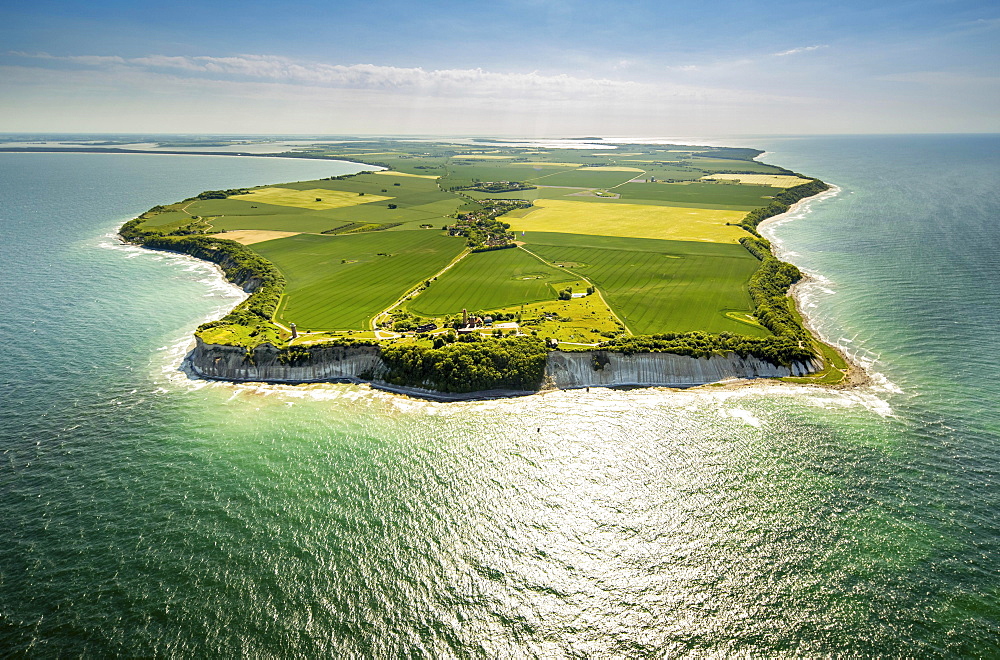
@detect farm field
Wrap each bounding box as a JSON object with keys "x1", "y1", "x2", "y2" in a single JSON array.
[
  {"x1": 230, "y1": 186, "x2": 391, "y2": 210},
  {"x1": 405, "y1": 247, "x2": 576, "y2": 316},
  {"x1": 127, "y1": 138, "x2": 829, "y2": 355},
  {"x1": 689, "y1": 157, "x2": 787, "y2": 173},
  {"x1": 214, "y1": 229, "x2": 301, "y2": 245},
  {"x1": 462, "y1": 185, "x2": 759, "y2": 211},
  {"x1": 506, "y1": 199, "x2": 747, "y2": 243},
  {"x1": 527, "y1": 168, "x2": 641, "y2": 188},
  {"x1": 252, "y1": 230, "x2": 465, "y2": 329},
  {"x1": 700, "y1": 173, "x2": 811, "y2": 187},
  {"x1": 522, "y1": 233, "x2": 766, "y2": 336},
  {"x1": 186, "y1": 197, "x2": 311, "y2": 217},
  {"x1": 441, "y1": 164, "x2": 577, "y2": 188},
  {"x1": 614, "y1": 181, "x2": 784, "y2": 209},
  {"x1": 283, "y1": 172, "x2": 444, "y2": 195},
  {"x1": 212, "y1": 210, "x2": 449, "y2": 234}
]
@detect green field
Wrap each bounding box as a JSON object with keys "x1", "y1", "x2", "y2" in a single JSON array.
[
  {"x1": 441, "y1": 163, "x2": 577, "y2": 188},
  {"x1": 131, "y1": 139, "x2": 830, "y2": 353},
  {"x1": 252, "y1": 230, "x2": 465, "y2": 329},
  {"x1": 462, "y1": 185, "x2": 762, "y2": 211},
  {"x1": 522, "y1": 232, "x2": 767, "y2": 336},
  {"x1": 689, "y1": 157, "x2": 787, "y2": 174},
  {"x1": 406, "y1": 247, "x2": 575, "y2": 316},
  {"x1": 527, "y1": 168, "x2": 641, "y2": 188},
  {"x1": 614, "y1": 181, "x2": 784, "y2": 209},
  {"x1": 137, "y1": 171, "x2": 464, "y2": 236},
  {"x1": 230, "y1": 187, "x2": 392, "y2": 210}
]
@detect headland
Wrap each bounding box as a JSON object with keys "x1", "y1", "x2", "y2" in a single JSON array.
[{"x1": 116, "y1": 136, "x2": 851, "y2": 398}]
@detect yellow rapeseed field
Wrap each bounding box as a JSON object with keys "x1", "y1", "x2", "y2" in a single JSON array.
[
  {"x1": 700, "y1": 174, "x2": 811, "y2": 187},
  {"x1": 210, "y1": 230, "x2": 301, "y2": 244},
  {"x1": 577, "y1": 166, "x2": 645, "y2": 172},
  {"x1": 512, "y1": 162, "x2": 584, "y2": 167},
  {"x1": 374, "y1": 171, "x2": 439, "y2": 179},
  {"x1": 231, "y1": 187, "x2": 391, "y2": 210},
  {"x1": 506, "y1": 199, "x2": 747, "y2": 243}
]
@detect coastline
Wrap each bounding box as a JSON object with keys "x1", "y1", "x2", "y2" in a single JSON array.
[
  {"x1": 0, "y1": 146, "x2": 341, "y2": 160},
  {"x1": 755, "y1": 184, "x2": 871, "y2": 388},
  {"x1": 116, "y1": 150, "x2": 856, "y2": 398}
]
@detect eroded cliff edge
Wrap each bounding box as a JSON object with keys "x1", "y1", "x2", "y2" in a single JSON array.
[{"x1": 188, "y1": 338, "x2": 821, "y2": 399}]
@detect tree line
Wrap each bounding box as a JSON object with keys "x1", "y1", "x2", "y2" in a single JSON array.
[
  {"x1": 596, "y1": 331, "x2": 815, "y2": 367},
  {"x1": 738, "y1": 178, "x2": 829, "y2": 236},
  {"x1": 380, "y1": 336, "x2": 549, "y2": 393}
]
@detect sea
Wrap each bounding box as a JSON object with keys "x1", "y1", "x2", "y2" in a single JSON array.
[{"x1": 1, "y1": 137, "x2": 997, "y2": 657}]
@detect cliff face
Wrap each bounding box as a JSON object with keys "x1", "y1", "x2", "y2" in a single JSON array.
[
  {"x1": 545, "y1": 350, "x2": 820, "y2": 389},
  {"x1": 188, "y1": 339, "x2": 820, "y2": 393},
  {"x1": 189, "y1": 337, "x2": 386, "y2": 383}
]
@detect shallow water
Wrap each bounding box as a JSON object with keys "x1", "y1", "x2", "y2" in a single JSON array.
[{"x1": 1, "y1": 139, "x2": 998, "y2": 656}]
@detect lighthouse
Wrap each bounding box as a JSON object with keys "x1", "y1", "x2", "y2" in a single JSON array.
[{"x1": 290, "y1": 323, "x2": 298, "y2": 339}]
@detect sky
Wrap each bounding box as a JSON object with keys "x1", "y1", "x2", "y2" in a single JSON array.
[{"x1": 1, "y1": 0, "x2": 997, "y2": 136}]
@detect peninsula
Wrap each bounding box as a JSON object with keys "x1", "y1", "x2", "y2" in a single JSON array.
[{"x1": 118, "y1": 137, "x2": 848, "y2": 397}]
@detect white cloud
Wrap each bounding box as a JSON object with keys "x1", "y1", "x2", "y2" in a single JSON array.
[
  {"x1": 773, "y1": 45, "x2": 827, "y2": 57},
  {"x1": 12, "y1": 51, "x2": 651, "y2": 97},
  {"x1": 0, "y1": 51, "x2": 845, "y2": 135},
  {"x1": 6, "y1": 50, "x2": 817, "y2": 109}
]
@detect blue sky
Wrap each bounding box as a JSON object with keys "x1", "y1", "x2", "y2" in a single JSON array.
[{"x1": 1, "y1": 0, "x2": 997, "y2": 135}]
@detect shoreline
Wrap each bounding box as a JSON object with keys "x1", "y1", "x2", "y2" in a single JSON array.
[
  {"x1": 129, "y1": 184, "x2": 858, "y2": 398},
  {"x1": 0, "y1": 146, "x2": 355, "y2": 161},
  {"x1": 114, "y1": 148, "x2": 858, "y2": 398},
  {"x1": 755, "y1": 185, "x2": 872, "y2": 388}
]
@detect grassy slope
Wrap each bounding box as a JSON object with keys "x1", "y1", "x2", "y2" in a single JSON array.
[
  {"x1": 523, "y1": 232, "x2": 768, "y2": 336},
  {"x1": 252, "y1": 230, "x2": 465, "y2": 329}
]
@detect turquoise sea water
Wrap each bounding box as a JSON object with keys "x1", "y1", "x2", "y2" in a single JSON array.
[{"x1": 1, "y1": 139, "x2": 997, "y2": 656}]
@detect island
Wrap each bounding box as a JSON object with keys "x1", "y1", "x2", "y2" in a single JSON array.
[{"x1": 118, "y1": 137, "x2": 851, "y2": 398}]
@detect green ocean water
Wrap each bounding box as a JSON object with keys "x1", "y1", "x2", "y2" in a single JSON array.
[{"x1": 1, "y1": 139, "x2": 998, "y2": 656}]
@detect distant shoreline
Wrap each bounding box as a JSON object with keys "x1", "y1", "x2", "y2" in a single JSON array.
[{"x1": 0, "y1": 146, "x2": 338, "y2": 160}]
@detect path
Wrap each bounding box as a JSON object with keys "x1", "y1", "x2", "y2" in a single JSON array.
[
  {"x1": 516, "y1": 245, "x2": 633, "y2": 335},
  {"x1": 369, "y1": 247, "x2": 473, "y2": 330}
]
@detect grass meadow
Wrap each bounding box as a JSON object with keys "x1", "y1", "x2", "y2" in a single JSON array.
[
  {"x1": 405, "y1": 247, "x2": 575, "y2": 316},
  {"x1": 523, "y1": 232, "x2": 767, "y2": 336},
  {"x1": 614, "y1": 182, "x2": 784, "y2": 209},
  {"x1": 141, "y1": 142, "x2": 798, "y2": 339},
  {"x1": 230, "y1": 187, "x2": 391, "y2": 210},
  {"x1": 253, "y1": 230, "x2": 465, "y2": 329},
  {"x1": 688, "y1": 157, "x2": 787, "y2": 173},
  {"x1": 527, "y1": 168, "x2": 640, "y2": 188}
]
